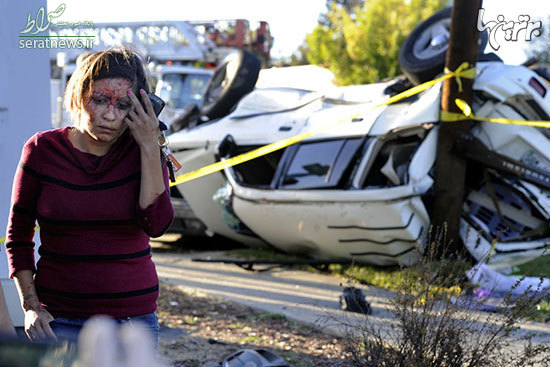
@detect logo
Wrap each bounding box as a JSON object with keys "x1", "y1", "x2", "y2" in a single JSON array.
[
  {"x1": 477, "y1": 8, "x2": 543, "y2": 51},
  {"x1": 19, "y1": 4, "x2": 95, "y2": 49}
]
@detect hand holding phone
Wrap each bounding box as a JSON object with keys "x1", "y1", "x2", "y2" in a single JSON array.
[
  {"x1": 125, "y1": 90, "x2": 168, "y2": 142},
  {"x1": 141, "y1": 91, "x2": 165, "y2": 117},
  {"x1": 140, "y1": 92, "x2": 167, "y2": 131}
]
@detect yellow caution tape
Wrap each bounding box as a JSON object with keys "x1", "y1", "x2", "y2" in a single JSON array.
[
  {"x1": 441, "y1": 98, "x2": 550, "y2": 129},
  {"x1": 171, "y1": 123, "x2": 356, "y2": 186},
  {"x1": 444, "y1": 62, "x2": 476, "y2": 93},
  {"x1": 170, "y1": 62, "x2": 476, "y2": 186}
]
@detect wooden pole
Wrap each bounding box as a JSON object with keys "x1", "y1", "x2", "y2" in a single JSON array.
[{"x1": 432, "y1": 0, "x2": 482, "y2": 254}]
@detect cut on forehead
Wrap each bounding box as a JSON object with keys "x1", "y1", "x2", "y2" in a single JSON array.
[
  {"x1": 91, "y1": 78, "x2": 134, "y2": 94},
  {"x1": 88, "y1": 79, "x2": 134, "y2": 107}
]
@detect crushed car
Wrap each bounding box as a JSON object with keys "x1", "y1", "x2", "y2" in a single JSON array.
[{"x1": 167, "y1": 8, "x2": 550, "y2": 268}]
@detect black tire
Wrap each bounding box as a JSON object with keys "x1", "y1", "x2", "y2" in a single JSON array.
[
  {"x1": 201, "y1": 50, "x2": 261, "y2": 120},
  {"x1": 399, "y1": 7, "x2": 488, "y2": 85}
]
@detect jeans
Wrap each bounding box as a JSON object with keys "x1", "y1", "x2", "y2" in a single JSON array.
[{"x1": 49, "y1": 312, "x2": 159, "y2": 349}]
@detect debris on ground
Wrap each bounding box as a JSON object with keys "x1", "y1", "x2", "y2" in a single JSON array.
[
  {"x1": 467, "y1": 264, "x2": 550, "y2": 296},
  {"x1": 157, "y1": 282, "x2": 352, "y2": 367},
  {"x1": 339, "y1": 287, "x2": 371, "y2": 314}
]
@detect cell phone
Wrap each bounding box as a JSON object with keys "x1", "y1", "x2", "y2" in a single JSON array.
[
  {"x1": 139, "y1": 91, "x2": 167, "y2": 131},
  {"x1": 141, "y1": 91, "x2": 165, "y2": 117}
]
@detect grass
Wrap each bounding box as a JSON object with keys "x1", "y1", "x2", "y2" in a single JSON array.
[
  {"x1": 516, "y1": 254, "x2": 550, "y2": 278},
  {"x1": 226, "y1": 248, "x2": 465, "y2": 293},
  {"x1": 278, "y1": 351, "x2": 313, "y2": 367},
  {"x1": 327, "y1": 263, "x2": 411, "y2": 291},
  {"x1": 227, "y1": 248, "x2": 548, "y2": 290},
  {"x1": 534, "y1": 301, "x2": 550, "y2": 322},
  {"x1": 224, "y1": 248, "x2": 409, "y2": 289},
  {"x1": 227, "y1": 322, "x2": 245, "y2": 329},
  {"x1": 184, "y1": 315, "x2": 200, "y2": 325},
  {"x1": 240, "y1": 335, "x2": 265, "y2": 344},
  {"x1": 339, "y1": 239, "x2": 550, "y2": 367},
  {"x1": 225, "y1": 248, "x2": 550, "y2": 322},
  {"x1": 514, "y1": 254, "x2": 550, "y2": 322}
]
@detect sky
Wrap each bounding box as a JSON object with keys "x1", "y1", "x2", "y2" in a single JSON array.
[
  {"x1": 45, "y1": 0, "x2": 327, "y2": 59},
  {"x1": 44, "y1": 0, "x2": 550, "y2": 63}
]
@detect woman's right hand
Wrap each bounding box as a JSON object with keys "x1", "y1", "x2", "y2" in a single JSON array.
[
  {"x1": 24, "y1": 308, "x2": 57, "y2": 342},
  {"x1": 13, "y1": 270, "x2": 57, "y2": 342}
]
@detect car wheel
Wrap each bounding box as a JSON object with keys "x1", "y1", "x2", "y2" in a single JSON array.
[
  {"x1": 398, "y1": 7, "x2": 488, "y2": 85},
  {"x1": 201, "y1": 49, "x2": 261, "y2": 120}
]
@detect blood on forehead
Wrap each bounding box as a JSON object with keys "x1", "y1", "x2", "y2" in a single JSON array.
[{"x1": 91, "y1": 78, "x2": 133, "y2": 101}]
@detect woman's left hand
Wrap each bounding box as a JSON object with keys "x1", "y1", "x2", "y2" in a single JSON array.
[{"x1": 125, "y1": 89, "x2": 160, "y2": 149}]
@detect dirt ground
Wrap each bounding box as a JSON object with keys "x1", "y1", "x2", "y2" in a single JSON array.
[{"x1": 157, "y1": 282, "x2": 353, "y2": 367}]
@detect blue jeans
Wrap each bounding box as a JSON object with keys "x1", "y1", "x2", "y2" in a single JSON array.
[{"x1": 49, "y1": 312, "x2": 159, "y2": 349}]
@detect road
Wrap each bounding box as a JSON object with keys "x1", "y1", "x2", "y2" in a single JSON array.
[
  {"x1": 152, "y1": 236, "x2": 550, "y2": 354},
  {"x1": 154, "y1": 249, "x2": 394, "y2": 336}
]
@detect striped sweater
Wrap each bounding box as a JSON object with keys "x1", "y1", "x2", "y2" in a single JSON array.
[{"x1": 5, "y1": 127, "x2": 174, "y2": 318}]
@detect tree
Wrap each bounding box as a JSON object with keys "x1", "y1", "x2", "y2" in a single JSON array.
[
  {"x1": 290, "y1": 42, "x2": 311, "y2": 66},
  {"x1": 318, "y1": 0, "x2": 365, "y2": 26},
  {"x1": 307, "y1": 0, "x2": 446, "y2": 85}
]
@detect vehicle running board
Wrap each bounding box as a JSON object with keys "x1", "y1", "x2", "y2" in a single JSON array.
[{"x1": 191, "y1": 257, "x2": 354, "y2": 272}]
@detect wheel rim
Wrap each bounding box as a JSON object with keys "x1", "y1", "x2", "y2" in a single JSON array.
[
  {"x1": 202, "y1": 53, "x2": 240, "y2": 108},
  {"x1": 203, "y1": 63, "x2": 228, "y2": 106},
  {"x1": 412, "y1": 19, "x2": 451, "y2": 60}
]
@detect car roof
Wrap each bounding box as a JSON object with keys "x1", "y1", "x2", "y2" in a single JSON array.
[{"x1": 151, "y1": 64, "x2": 214, "y2": 75}]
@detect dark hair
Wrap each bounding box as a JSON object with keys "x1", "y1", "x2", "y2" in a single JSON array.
[{"x1": 64, "y1": 45, "x2": 150, "y2": 127}]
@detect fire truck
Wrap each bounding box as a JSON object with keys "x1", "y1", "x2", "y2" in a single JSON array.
[
  {"x1": 49, "y1": 19, "x2": 272, "y2": 66},
  {"x1": 49, "y1": 20, "x2": 272, "y2": 127},
  {"x1": 192, "y1": 19, "x2": 273, "y2": 67}
]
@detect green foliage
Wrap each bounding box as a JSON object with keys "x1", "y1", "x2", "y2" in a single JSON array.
[
  {"x1": 184, "y1": 315, "x2": 200, "y2": 325},
  {"x1": 329, "y1": 263, "x2": 409, "y2": 290},
  {"x1": 289, "y1": 42, "x2": 311, "y2": 66},
  {"x1": 318, "y1": 0, "x2": 366, "y2": 26},
  {"x1": 532, "y1": 301, "x2": 550, "y2": 322},
  {"x1": 341, "y1": 241, "x2": 550, "y2": 367},
  {"x1": 516, "y1": 254, "x2": 550, "y2": 322},
  {"x1": 306, "y1": 0, "x2": 446, "y2": 85},
  {"x1": 240, "y1": 335, "x2": 265, "y2": 344},
  {"x1": 517, "y1": 254, "x2": 550, "y2": 278}
]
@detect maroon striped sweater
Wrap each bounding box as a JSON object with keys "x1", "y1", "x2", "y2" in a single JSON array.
[{"x1": 5, "y1": 127, "x2": 174, "y2": 318}]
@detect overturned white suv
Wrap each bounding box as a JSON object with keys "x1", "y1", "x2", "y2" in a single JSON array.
[{"x1": 167, "y1": 8, "x2": 550, "y2": 268}]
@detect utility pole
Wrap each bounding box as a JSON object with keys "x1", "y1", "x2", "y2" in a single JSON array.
[{"x1": 432, "y1": 0, "x2": 482, "y2": 254}]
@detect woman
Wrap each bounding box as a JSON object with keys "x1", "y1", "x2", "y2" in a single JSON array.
[{"x1": 4, "y1": 46, "x2": 174, "y2": 346}]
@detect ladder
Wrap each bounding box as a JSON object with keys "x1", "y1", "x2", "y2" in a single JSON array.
[{"x1": 48, "y1": 20, "x2": 219, "y2": 63}]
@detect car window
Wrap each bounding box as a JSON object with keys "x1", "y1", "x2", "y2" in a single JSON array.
[
  {"x1": 280, "y1": 138, "x2": 363, "y2": 189},
  {"x1": 361, "y1": 137, "x2": 420, "y2": 188},
  {"x1": 158, "y1": 72, "x2": 211, "y2": 109}
]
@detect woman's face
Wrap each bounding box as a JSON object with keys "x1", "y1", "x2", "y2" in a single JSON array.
[{"x1": 80, "y1": 77, "x2": 134, "y2": 145}]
